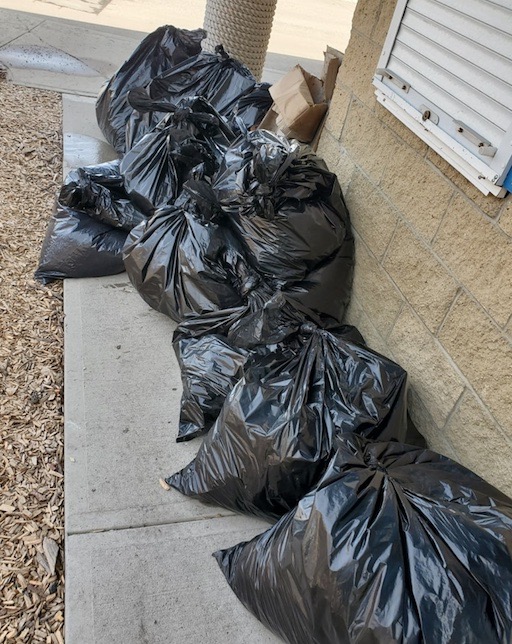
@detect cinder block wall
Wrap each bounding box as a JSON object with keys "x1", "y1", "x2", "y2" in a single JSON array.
[{"x1": 317, "y1": 0, "x2": 512, "y2": 495}]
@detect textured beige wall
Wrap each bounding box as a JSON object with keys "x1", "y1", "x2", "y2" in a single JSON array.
[{"x1": 317, "y1": 0, "x2": 512, "y2": 496}]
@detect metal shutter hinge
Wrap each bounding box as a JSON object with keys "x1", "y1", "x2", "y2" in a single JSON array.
[
  {"x1": 376, "y1": 68, "x2": 410, "y2": 93},
  {"x1": 453, "y1": 121, "x2": 497, "y2": 157},
  {"x1": 419, "y1": 105, "x2": 439, "y2": 125}
]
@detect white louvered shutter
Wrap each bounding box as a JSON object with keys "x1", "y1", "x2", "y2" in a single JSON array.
[{"x1": 373, "y1": 0, "x2": 512, "y2": 196}]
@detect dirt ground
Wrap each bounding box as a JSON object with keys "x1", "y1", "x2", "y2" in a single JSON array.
[{"x1": 0, "y1": 78, "x2": 65, "y2": 644}]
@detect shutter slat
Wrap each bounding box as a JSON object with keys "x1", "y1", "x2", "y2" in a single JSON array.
[
  {"x1": 403, "y1": 11, "x2": 512, "y2": 86},
  {"x1": 436, "y1": 0, "x2": 512, "y2": 35},
  {"x1": 410, "y1": 0, "x2": 512, "y2": 59},
  {"x1": 395, "y1": 28, "x2": 512, "y2": 126},
  {"x1": 388, "y1": 54, "x2": 505, "y2": 144}
]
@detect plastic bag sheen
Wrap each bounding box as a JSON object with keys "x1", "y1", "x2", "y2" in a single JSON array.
[
  {"x1": 227, "y1": 82, "x2": 273, "y2": 135},
  {"x1": 147, "y1": 45, "x2": 256, "y2": 119},
  {"x1": 95, "y1": 25, "x2": 204, "y2": 154},
  {"x1": 123, "y1": 184, "x2": 253, "y2": 321},
  {"x1": 213, "y1": 130, "x2": 354, "y2": 323},
  {"x1": 60, "y1": 160, "x2": 145, "y2": 231},
  {"x1": 215, "y1": 434, "x2": 512, "y2": 644},
  {"x1": 120, "y1": 126, "x2": 217, "y2": 215},
  {"x1": 124, "y1": 92, "x2": 235, "y2": 157},
  {"x1": 35, "y1": 163, "x2": 141, "y2": 283},
  {"x1": 168, "y1": 325, "x2": 408, "y2": 521},
  {"x1": 35, "y1": 205, "x2": 127, "y2": 283},
  {"x1": 172, "y1": 291, "x2": 307, "y2": 441},
  {"x1": 174, "y1": 332, "x2": 248, "y2": 442}
]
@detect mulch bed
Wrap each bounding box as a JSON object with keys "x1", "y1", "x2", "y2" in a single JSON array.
[{"x1": 0, "y1": 78, "x2": 65, "y2": 643}]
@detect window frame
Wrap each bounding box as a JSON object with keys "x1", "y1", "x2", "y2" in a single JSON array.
[{"x1": 372, "y1": 0, "x2": 512, "y2": 197}]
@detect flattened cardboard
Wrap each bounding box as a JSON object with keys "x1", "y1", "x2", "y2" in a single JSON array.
[{"x1": 322, "y1": 46, "x2": 344, "y2": 101}]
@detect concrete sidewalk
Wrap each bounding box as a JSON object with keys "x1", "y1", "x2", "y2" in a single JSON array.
[
  {"x1": 61, "y1": 98, "x2": 276, "y2": 644},
  {"x1": 0, "y1": 0, "x2": 356, "y2": 62},
  {"x1": 0, "y1": 6, "x2": 329, "y2": 92},
  {"x1": 0, "y1": 5, "x2": 353, "y2": 641},
  {"x1": 63, "y1": 269, "x2": 275, "y2": 643}
]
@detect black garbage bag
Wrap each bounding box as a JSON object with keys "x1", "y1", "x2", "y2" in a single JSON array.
[
  {"x1": 35, "y1": 163, "x2": 141, "y2": 283},
  {"x1": 227, "y1": 82, "x2": 273, "y2": 134},
  {"x1": 213, "y1": 130, "x2": 354, "y2": 323},
  {"x1": 96, "y1": 25, "x2": 205, "y2": 154},
  {"x1": 172, "y1": 290, "x2": 308, "y2": 442},
  {"x1": 147, "y1": 45, "x2": 256, "y2": 118},
  {"x1": 215, "y1": 434, "x2": 512, "y2": 644},
  {"x1": 120, "y1": 125, "x2": 217, "y2": 215},
  {"x1": 174, "y1": 331, "x2": 248, "y2": 442},
  {"x1": 35, "y1": 204, "x2": 127, "y2": 284},
  {"x1": 123, "y1": 182, "x2": 253, "y2": 321},
  {"x1": 59, "y1": 160, "x2": 145, "y2": 231},
  {"x1": 174, "y1": 288, "x2": 307, "y2": 352},
  {"x1": 167, "y1": 324, "x2": 408, "y2": 521},
  {"x1": 124, "y1": 92, "x2": 235, "y2": 159}
]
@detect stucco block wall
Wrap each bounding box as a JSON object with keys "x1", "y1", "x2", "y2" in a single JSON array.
[{"x1": 317, "y1": 0, "x2": 512, "y2": 495}]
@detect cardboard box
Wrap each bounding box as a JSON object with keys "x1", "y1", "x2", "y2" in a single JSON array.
[
  {"x1": 268, "y1": 65, "x2": 328, "y2": 143},
  {"x1": 258, "y1": 106, "x2": 278, "y2": 133},
  {"x1": 258, "y1": 47, "x2": 344, "y2": 145}
]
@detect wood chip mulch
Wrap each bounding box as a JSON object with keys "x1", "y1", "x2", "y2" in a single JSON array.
[{"x1": 0, "y1": 78, "x2": 65, "y2": 643}]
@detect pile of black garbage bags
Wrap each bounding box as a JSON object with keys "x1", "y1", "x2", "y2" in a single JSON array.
[{"x1": 36, "y1": 26, "x2": 512, "y2": 644}]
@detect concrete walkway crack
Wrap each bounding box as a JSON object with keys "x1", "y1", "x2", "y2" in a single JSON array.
[
  {"x1": 66, "y1": 511, "x2": 259, "y2": 537},
  {"x1": 0, "y1": 18, "x2": 47, "y2": 48}
]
